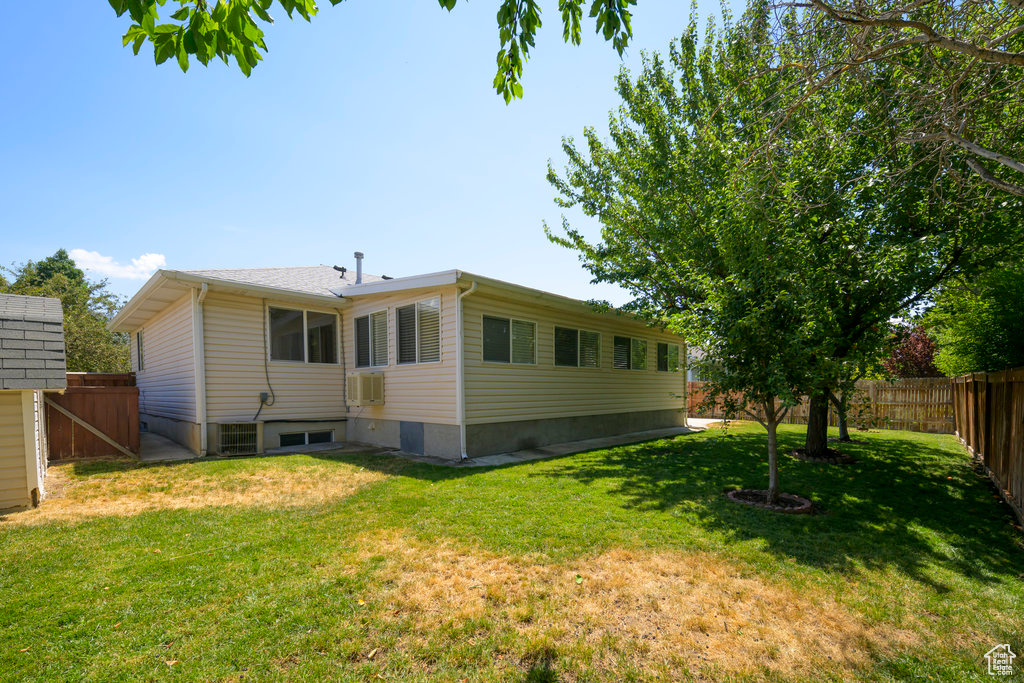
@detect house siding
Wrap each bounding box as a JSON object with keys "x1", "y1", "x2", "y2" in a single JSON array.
[
  {"x1": 135, "y1": 293, "x2": 197, "y2": 422},
  {"x1": 203, "y1": 292, "x2": 347, "y2": 422},
  {"x1": 343, "y1": 286, "x2": 459, "y2": 425},
  {"x1": 0, "y1": 391, "x2": 28, "y2": 510},
  {"x1": 463, "y1": 291, "x2": 687, "y2": 425}
]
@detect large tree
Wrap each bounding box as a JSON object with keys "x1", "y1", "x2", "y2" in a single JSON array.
[
  {"x1": 547, "y1": 0, "x2": 1023, "y2": 482},
  {"x1": 107, "y1": 0, "x2": 637, "y2": 102},
  {"x1": 2, "y1": 250, "x2": 130, "y2": 373}
]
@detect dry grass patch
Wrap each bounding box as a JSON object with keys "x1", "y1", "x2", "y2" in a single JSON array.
[
  {"x1": 336, "y1": 530, "x2": 927, "y2": 679},
  {"x1": 5, "y1": 458, "x2": 387, "y2": 526}
]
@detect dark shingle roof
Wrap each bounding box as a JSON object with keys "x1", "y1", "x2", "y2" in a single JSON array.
[
  {"x1": 183, "y1": 266, "x2": 384, "y2": 298},
  {"x1": 0, "y1": 294, "x2": 67, "y2": 390}
]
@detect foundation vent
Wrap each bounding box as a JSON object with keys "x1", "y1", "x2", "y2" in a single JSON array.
[{"x1": 218, "y1": 423, "x2": 258, "y2": 456}]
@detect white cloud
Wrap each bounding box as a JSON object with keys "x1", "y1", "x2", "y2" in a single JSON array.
[{"x1": 69, "y1": 249, "x2": 166, "y2": 280}]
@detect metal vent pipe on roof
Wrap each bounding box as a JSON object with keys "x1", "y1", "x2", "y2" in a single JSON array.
[{"x1": 354, "y1": 251, "x2": 364, "y2": 284}]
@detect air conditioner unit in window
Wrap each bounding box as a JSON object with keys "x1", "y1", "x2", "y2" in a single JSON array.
[{"x1": 347, "y1": 372, "x2": 385, "y2": 407}]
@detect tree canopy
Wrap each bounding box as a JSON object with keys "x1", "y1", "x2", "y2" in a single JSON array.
[
  {"x1": 546, "y1": 1, "x2": 1023, "y2": 495},
  {"x1": 926, "y1": 265, "x2": 1024, "y2": 375},
  {"x1": 1, "y1": 250, "x2": 130, "y2": 373},
  {"x1": 108, "y1": 0, "x2": 637, "y2": 102},
  {"x1": 882, "y1": 324, "x2": 942, "y2": 378}
]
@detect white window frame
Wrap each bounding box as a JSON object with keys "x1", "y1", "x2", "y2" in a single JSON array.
[
  {"x1": 553, "y1": 326, "x2": 602, "y2": 369},
  {"x1": 481, "y1": 314, "x2": 537, "y2": 365},
  {"x1": 354, "y1": 308, "x2": 389, "y2": 368},
  {"x1": 266, "y1": 304, "x2": 342, "y2": 365},
  {"x1": 397, "y1": 297, "x2": 442, "y2": 365}
]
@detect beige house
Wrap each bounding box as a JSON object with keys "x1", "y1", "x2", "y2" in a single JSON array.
[
  {"x1": 0, "y1": 294, "x2": 66, "y2": 510},
  {"x1": 109, "y1": 257, "x2": 688, "y2": 460}
]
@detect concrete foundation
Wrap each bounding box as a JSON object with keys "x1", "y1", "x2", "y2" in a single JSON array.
[
  {"x1": 348, "y1": 417, "x2": 461, "y2": 460},
  {"x1": 140, "y1": 414, "x2": 201, "y2": 455},
  {"x1": 466, "y1": 408, "x2": 687, "y2": 458}
]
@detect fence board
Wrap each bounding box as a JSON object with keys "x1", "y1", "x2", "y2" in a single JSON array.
[
  {"x1": 687, "y1": 378, "x2": 954, "y2": 434},
  {"x1": 954, "y1": 368, "x2": 1024, "y2": 524}
]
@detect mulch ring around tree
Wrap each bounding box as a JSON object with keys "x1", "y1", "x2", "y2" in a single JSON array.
[
  {"x1": 790, "y1": 448, "x2": 857, "y2": 465},
  {"x1": 725, "y1": 488, "x2": 814, "y2": 514}
]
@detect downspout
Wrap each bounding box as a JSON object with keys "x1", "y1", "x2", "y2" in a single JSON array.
[
  {"x1": 193, "y1": 284, "x2": 209, "y2": 456},
  {"x1": 456, "y1": 280, "x2": 478, "y2": 460}
]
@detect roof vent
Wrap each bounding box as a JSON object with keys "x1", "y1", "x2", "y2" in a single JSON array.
[
  {"x1": 354, "y1": 251, "x2": 364, "y2": 284},
  {"x1": 333, "y1": 265, "x2": 347, "y2": 278}
]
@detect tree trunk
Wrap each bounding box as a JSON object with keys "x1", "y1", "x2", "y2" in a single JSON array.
[
  {"x1": 805, "y1": 391, "x2": 830, "y2": 457},
  {"x1": 766, "y1": 400, "x2": 780, "y2": 504},
  {"x1": 830, "y1": 391, "x2": 851, "y2": 442}
]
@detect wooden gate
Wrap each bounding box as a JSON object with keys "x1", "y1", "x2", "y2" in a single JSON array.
[{"x1": 46, "y1": 373, "x2": 139, "y2": 460}]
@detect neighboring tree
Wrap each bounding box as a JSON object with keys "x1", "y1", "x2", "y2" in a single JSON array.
[
  {"x1": 1, "y1": 250, "x2": 130, "y2": 372},
  {"x1": 107, "y1": 0, "x2": 637, "y2": 102},
  {"x1": 776, "y1": 0, "x2": 1024, "y2": 197},
  {"x1": 882, "y1": 324, "x2": 942, "y2": 378},
  {"x1": 926, "y1": 265, "x2": 1024, "y2": 375}
]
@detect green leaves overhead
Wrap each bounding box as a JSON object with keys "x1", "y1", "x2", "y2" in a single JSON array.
[{"x1": 108, "y1": 0, "x2": 637, "y2": 102}]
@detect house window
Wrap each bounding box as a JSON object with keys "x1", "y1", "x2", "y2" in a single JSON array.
[
  {"x1": 280, "y1": 430, "x2": 334, "y2": 448},
  {"x1": 657, "y1": 343, "x2": 680, "y2": 372},
  {"x1": 397, "y1": 297, "x2": 441, "y2": 364},
  {"x1": 269, "y1": 307, "x2": 338, "y2": 364},
  {"x1": 555, "y1": 327, "x2": 601, "y2": 368},
  {"x1": 307, "y1": 312, "x2": 337, "y2": 364},
  {"x1": 482, "y1": 315, "x2": 535, "y2": 364},
  {"x1": 270, "y1": 307, "x2": 305, "y2": 361},
  {"x1": 136, "y1": 331, "x2": 144, "y2": 372},
  {"x1": 613, "y1": 336, "x2": 648, "y2": 370},
  {"x1": 355, "y1": 310, "x2": 388, "y2": 367}
]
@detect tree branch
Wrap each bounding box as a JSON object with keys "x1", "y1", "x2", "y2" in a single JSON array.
[{"x1": 964, "y1": 157, "x2": 1024, "y2": 198}]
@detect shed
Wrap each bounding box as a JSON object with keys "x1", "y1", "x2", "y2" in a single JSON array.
[{"x1": 0, "y1": 293, "x2": 66, "y2": 510}]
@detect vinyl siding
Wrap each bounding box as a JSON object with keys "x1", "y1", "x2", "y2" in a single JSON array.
[
  {"x1": 203, "y1": 292, "x2": 347, "y2": 422},
  {"x1": 135, "y1": 293, "x2": 197, "y2": 422},
  {"x1": 0, "y1": 391, "x2": 28, "y2": 509},
  {"x1": 463, "y1": 292, "x2": 686, "y2": 424},
  {"x1": 343, "y1": 287, "x2": 459, "y2": 424}
]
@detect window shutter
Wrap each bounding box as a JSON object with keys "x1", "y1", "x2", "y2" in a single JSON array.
[
  {"x1": 397, "y1": 305, "x2": 417, "y2": 364},
  {"x1": 417, "y1": 298, "x2": 441, "y2": 362},
  {"x1": 511, "y1": 320, "x2": 536, "y2": 364},
  {"x1": 355, "y1": 316, "x2": 370, "y2": 367},
  {"x1": 631, "y1": 338, "x2": 648, "y2": 370},
  {"x1": 554, "y1": 327, "x2": 579, "y2": 367},
  {"x1": 613, "y1": 336, "x2": 631, "y2": 369},
  {"x1": 668, "y1": 344, "x2": 680, "y2": 372},
  {"x1": 579, "y1": 330, "x2": 600, "y2": 368},
  {"x1": 482, "y1": 316, "x2": 511, "y2": 363},
  {"x1": 371, "y1": 310, "x2": 388, "y2": 366}
]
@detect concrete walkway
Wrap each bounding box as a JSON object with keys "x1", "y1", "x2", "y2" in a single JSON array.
[{"x1": 139, "y1": 432, "x2": 196, "y2": 463}]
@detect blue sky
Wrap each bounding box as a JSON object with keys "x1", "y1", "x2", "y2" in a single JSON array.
[{"x1": 1, "y1": 0, "x2": 728, "y2": 305}]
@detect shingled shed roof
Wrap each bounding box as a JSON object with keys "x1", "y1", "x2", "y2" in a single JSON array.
[{"x1": 0, "y1": 294, "x2": 67, "y2": 390}]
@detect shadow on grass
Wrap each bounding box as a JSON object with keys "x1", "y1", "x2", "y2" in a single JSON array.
[{"x1": 528, "y1": 425, "x2": 1024, "y2": 587}]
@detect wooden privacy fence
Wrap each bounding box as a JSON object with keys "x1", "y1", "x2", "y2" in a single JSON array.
[
  {"x1": 687, "y1": 378, "x2": 954, "y2": 434},
  {"x1": 46, "y1": 373, "x2": 139, "y2": 460},
  {"x1": 952, "y1": 368, "x2": 1024, "y2": 524}
]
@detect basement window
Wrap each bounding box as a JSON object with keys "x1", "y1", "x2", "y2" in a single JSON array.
[{"x1": 280, "y1": 430, "x2": 334, "y2": 448}]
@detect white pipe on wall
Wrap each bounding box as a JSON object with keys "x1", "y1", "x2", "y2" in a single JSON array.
[{"x1": 194, "y1": 283, "x2": 209, "y2": 456}]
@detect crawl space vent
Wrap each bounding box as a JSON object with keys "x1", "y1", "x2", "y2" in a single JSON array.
[{"x1": 219, "y1": 423, "x2": 258, "y2": 456}]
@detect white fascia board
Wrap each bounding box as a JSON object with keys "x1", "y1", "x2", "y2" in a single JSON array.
[
  {"x1": 109, "y1": 269, "x2": 350, "y2": 332},
  {"x1": 334, "y1": 269, "x2": 460, "y2": 297}
]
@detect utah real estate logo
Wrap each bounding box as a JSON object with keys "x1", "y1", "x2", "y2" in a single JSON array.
[{"x1": 985, "y1": 644, "x2": 1016, "y2": 676}]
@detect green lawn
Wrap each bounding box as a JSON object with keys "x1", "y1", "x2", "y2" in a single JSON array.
[{"x1": 1, "y1": 423, "x2": 1021, "y2": 681}]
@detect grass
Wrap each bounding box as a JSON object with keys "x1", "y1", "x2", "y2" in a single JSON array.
[{"x1": 1, "y1": 423, "x2": 1022, "y2": 681}]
